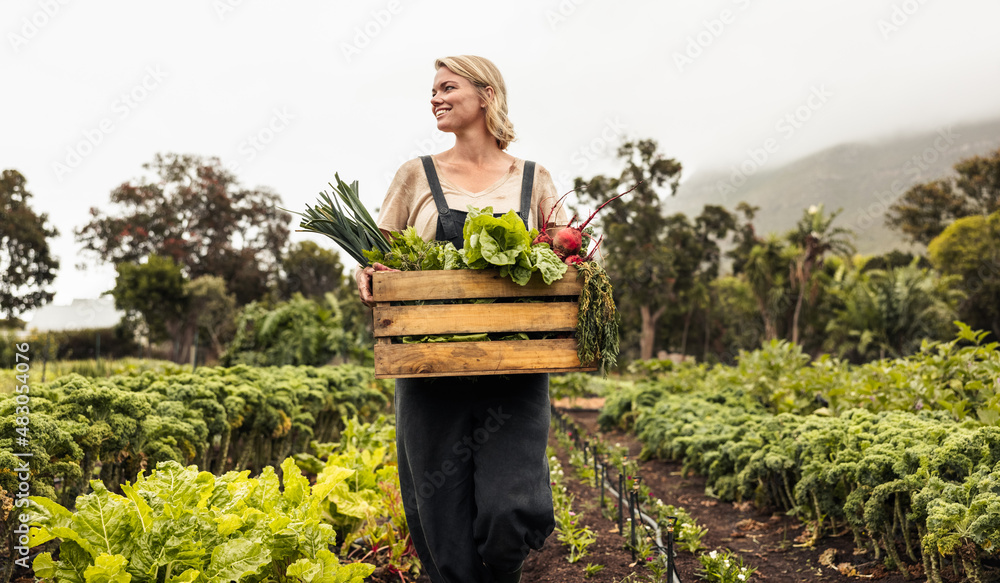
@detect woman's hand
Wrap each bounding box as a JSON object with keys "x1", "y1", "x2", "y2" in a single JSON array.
[{"x1": 356, "y1": 263, "x2": 399, "y2": 308}]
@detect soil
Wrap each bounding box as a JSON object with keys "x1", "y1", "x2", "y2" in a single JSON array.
[
  {"x1": 550, "y1": 406, "x2": 918, "y2": 583},
  {"x1": 398, "y1": 403, "x2": 918, "y2": 583},
  {"x1": 3, "y1": 401, "x2": 927, "y2": 583}
]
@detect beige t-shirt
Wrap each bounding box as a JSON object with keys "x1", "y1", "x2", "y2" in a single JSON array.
[{"x1": 376, "y1": 156, "x2": 569, "y2": 241}]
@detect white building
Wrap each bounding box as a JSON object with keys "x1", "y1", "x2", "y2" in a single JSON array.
[{"x1": 26, "y1": 297, "x2": 125, "y2": 333}]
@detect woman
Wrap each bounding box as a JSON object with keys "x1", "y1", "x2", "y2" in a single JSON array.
[{"x1": 356, "y1": 55, "x2": 567, "y2": 583}]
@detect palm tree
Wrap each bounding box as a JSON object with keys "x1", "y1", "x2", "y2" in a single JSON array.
[
  {"x1": 788, "y1": 205, "x2": 855, "y2": 345},
  {"x1": 825, "y1": 261, "x2": 964, "y2": 360},
  {"x1": 744, "y1": 235, "x2": 795, "y2": 341}
]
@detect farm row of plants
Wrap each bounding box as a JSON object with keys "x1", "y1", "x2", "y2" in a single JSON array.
[
  {"x1": 24, "y1": 414, "x2": 411, "y2": 583},
  {"x1": 1, "y1": 363, "x2": 389, "y2": 579},
  {"x1": 616, "y1": 323, "x2": 1000, "y2": 422},
  {"x1": 551, "y1": 410, "x2": 756, "y2": 583},
  {"x1": 598, "y1": 327, "x2": 1000, "y2": 582}
]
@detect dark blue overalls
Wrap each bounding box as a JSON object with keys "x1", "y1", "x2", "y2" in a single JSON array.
[{"x1": 393, "y1": 157, "x2": 555, "y2": 583}]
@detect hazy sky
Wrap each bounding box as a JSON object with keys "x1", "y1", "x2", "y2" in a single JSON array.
[{"x1": 4, "y1": 0, "x2": 1000, "y2": 322}]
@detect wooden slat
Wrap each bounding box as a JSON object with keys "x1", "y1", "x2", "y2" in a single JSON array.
[
  {"x1": 373, "y1": 303, "x2": 577, "y2": 337},
  {"x1": 373, "y1": 269, "x2": 580, "y2": 302},
  {"x1": 374, "y1": 338, "x2": 597, "y2": 379}
]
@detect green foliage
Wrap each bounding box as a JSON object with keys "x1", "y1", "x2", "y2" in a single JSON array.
[
  {"x1": 548, "y1": 455, "x2": 597, "y2": 563},
  {"x1": 186, "y1": 275, "x2": 238, "y2": 358},
  {"x1": 575, "y1": 261, "x2": 620, "y2": 372},
  {"x1": 0, "y1": 169, "x2": 59, "y2": 320},
  {"x1": 108, "y1": 254, "x2": 188, "y2": 344},
  {"x1": 28, "y1": 458, "x2": 376, "y2": 583},
  {"x1": 787, "y1": 204, "x2": 855, "y2": 345},
  {"x1": 887, "y1": 147, "x2": 1000, "y2": 245},
  {"x1": 697, "y1": 549, "x2": 756, "y2": 583},
  {"x1": 928, "y1": 211, "x2": 1000, "y2": 340},
  {"x1": 824, "y1": 261, "x2": 964, "y2": 360},
  {"x1": 293, "y1": 174, "x2": 391, "y2": 267},
  {"x1": 0, "y1": 364, "x2": 387, "y2": 513},
  {"x1": 600, "y1": 326, "x2": 1000, "y2": 580},
  {"x1": 279, "y1": 241, "x2": 347, "y2": 301},
  {"x1": 363, "y1": 226, "x2": 463, "y2": 271},
  {"x1": 76, "y1": 153, "x2": 291, "y2": 306},
  {"x1": 573, "y1": 139, "x2": 684, "y2": 361},
  {"x1": 549, "y1": 372, "x2": 616, "y2": 402},
  {"x1": 743, "y1": 235, "x2": 796, "y2": 342},
  {"x1": 0, "y1": 327, "x2": 142, "y2": 369},
  {"x1": 364, "y1": 214, "x2": 567, "y2": 288},
  {"x1": 222, "y1": 293, "x2": 353, "y2": 367}
]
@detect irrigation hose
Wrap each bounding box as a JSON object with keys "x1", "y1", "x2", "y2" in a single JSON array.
[{"x1": 553, "y1": 406, "x2": 682, "y2": 583}]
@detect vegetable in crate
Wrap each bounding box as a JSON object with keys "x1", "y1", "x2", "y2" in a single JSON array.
[
  {"x1": 546, "y1": 183, "x2": 638, "y2": 264},
  {"x1": 287, "y1": 173, "x2": 390, "y2": 265}
]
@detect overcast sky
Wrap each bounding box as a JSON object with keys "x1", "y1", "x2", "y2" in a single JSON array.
[{"x1": 4, "y1": 0, "x2": 1000, "y2": 323}]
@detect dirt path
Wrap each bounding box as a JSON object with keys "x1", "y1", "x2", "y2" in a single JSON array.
[
  {"x1": 561, "y1": 407, "x2": 916, "y2": 583},
  {"x1": 403, "y1": 405, "x2": 918, "y2": 582}
]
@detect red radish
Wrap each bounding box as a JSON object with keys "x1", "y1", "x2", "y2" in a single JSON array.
[
  {"x1": 551, "y1": 184, "x2": 638, "y2": 260},
  {"x1": 533, "y1": 190, "x2": 575, "y2": 246},
  {"x1": 564, "y1": 254, "x2": 585, "y2": 266}
]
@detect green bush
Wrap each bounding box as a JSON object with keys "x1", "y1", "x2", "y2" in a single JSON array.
[{"x1": 222, "y1": 293, "x2": 354, "y2": 367}]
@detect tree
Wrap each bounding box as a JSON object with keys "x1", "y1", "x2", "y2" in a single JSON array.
[
  {"x1": 787, "y1": 204, "x2": 855, "y2": 345},
  {"x1": 744, "y1": 235, "x2": 796, "y2": 342},
  {"x1": 278, "y1": 240, "x2": 346, "y2": 300},
  {"x1": 824, "y1": 262, "x2": 964, "y2": 360},
  {"x1": 107, "y1": 254, "x2": 189, "y2": 360},
  {"x1": 76, "y1": 153, "x2": 291, "y2": 305},
  {"x1": 573, "y1": 139, "x2": 683, "y2": 361},
  {"x1": 887, "y1": 147, "x2": 1000, "y2": 244},
  {"x1": 0, "y1": 169, "x2": 59, "y2": 321},
  {"x1": 927, "y1": 211, "x2": 1000, "y2": 340},
  {"x1": 727, "y1": 202, "x2": 761, "y2": 276},
  {"x1": 186, "y1": 275, "x2": 237, "y2": 359},
  {"x1": 221, "y1": 293, "x2": 352, "y2": 367}
]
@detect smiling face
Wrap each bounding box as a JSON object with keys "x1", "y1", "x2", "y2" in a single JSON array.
[{"x1": 431, "y1": 66, "x2": 491, "y2": 134}]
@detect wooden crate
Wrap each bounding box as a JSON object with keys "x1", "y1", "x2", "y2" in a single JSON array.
[{"x1": 372, "y1": 269, "x2": 597, "y2": 379}]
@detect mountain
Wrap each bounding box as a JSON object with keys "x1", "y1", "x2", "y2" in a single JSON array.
[{"x1": 669, "y1": 118, "x2": 1000, "y2": 255}]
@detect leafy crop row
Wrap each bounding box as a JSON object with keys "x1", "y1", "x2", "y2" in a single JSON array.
[
  {"x1": 599, "y1": 329, "x2": 1000, "y2": 581},
  {"x1": 0, "y1": 363, "x2": 389, "y2": 574},
  {"x1": 24, "y1": 414, "x2": 409, "y2": 583},
  {"x1": 605, "y1": 324, "x2": 1000, "y2": 424}
]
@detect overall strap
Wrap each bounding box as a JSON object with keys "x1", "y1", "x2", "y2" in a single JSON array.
[
  {"x1": 518, "y1": 160, "x2": 536, "y2": 227},
  {"x1": 420, "y1": 155, "x2": 462, "y2": 242}
]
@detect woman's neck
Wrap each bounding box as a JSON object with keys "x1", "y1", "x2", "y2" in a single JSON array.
[{"x1": 439, "y1": 126, "x2": 508, "y2": 167}]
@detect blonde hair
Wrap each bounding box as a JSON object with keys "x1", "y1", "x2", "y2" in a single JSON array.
[{"x1": 434, "y1": 55, "x2": 516, "y2": 151}]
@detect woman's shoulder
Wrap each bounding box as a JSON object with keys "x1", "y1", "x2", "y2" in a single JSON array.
[
  {"x1": 520, "y1": 158, "x2": 555, "y2": 186},
  {"x1": 390, "y1": 157, "x2": 430, "y2": 185}
]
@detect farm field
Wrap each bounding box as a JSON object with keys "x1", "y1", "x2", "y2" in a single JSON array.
[{"x1": 3, "y1": 330, "x2": 1000, "y2": 583}]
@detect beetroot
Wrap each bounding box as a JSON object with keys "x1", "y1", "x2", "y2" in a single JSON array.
[
  {"x1": 534, "y1": 190, "x2": 575, "y2": 247},
  {"x1": 532, "y1": 231, "x2": 553, "y2": 246},
  {"x1": 549, "y1": 184, "x2": 637, "y2": 261}
]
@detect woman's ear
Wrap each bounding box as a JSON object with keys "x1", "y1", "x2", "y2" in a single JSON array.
[{"x1": 481, "y1": 85, "x2": 495, "y2": 108}]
